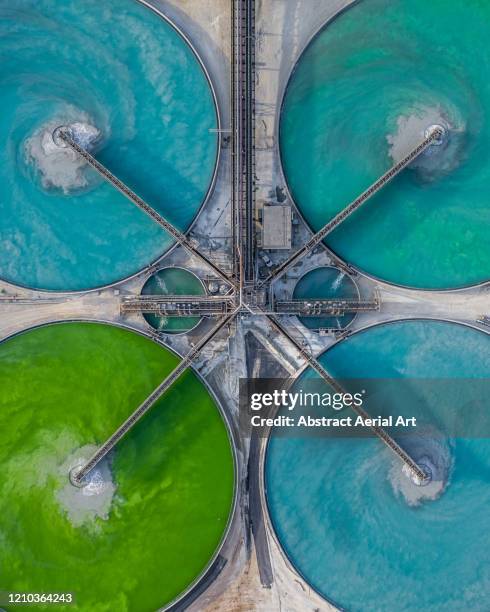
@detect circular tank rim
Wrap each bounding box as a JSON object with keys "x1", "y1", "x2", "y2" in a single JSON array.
[
  {"x1": 291, "y1": 265, "x2": 361, "y2": 334},
  {"x1": 260, "y1": 316, "x2": 490, "y2": 611},
  {"x1": 0, "y1": 317, "x2": 239, "y2": 612},
  {"x1": 141, "y1": 265, "x2": 207, "y2": 336},
  {"x1": 0, "y1": 0, "x2": 223, "y2": 295},
  {"x1": 275, "y1": 0, "x2": 490, "y2": 293}
]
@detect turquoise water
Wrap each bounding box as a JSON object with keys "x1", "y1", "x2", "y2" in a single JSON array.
[
  {"x1": 0, "y1": 0, "x2": 217, "y2": 290},
  {"x1": 141, "y1": 267, "x2": 205, "y2": 333},
  {"x1": 293, "y1": 267, "x2": 358, "y2": 330},
  {"x1": 266, "y1": 321, "x2": 490, "y2": 611},
  {"x1": 280, "y1": 0, "x2": 490, "y2": 289}
]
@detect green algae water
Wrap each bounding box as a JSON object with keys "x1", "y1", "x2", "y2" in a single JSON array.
[
  {"x1": 142, "y1": 268, "x2": 205, "y2": 334},
  {"x1": 266, "y1": 321, "x2": 490, "y2": 611},
  {"x1": 280, "y1": 0, "x2": 490, "y2": 289},
  {"x1": 0, "y1": 323, "x2": 234, "y2": 611},
  {"x1": 293, "y1": 267, "x2": 358, "y2": 330},
  {"x1": 0, "y1": 0, "x2": 217, "y2": 291}
]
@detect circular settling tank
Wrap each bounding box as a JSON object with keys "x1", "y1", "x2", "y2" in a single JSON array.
[
  {"x1": 280, "y1": 0, "x2": 490, "y2": 289},
  {"x1": 0, "y1": 323, "x2": 234, "y2": 611},
  {"x1": 0, "y1": 0, "x2": 218, "y2": 290},
  {"x1": 266, "y1": 320, "x2": 490, "y2": 611},
  {"x1": 292, "y1": 267, "x2": 358, "y2": 331},
  {"x1": 141, "y1": 267, "x2": 206, "y2": 334}
]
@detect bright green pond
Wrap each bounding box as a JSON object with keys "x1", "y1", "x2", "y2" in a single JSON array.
[
  {"x1": 280, "y1": 0, "x2": 490, "y2": 288},
  {"x1": 0, "y1": 323, "x2": 234, "y2": 611}
]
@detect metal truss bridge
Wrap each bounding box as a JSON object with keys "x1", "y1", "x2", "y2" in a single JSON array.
[{"x1": 57, "y1": 0, "x2": 438, "y2": 486}]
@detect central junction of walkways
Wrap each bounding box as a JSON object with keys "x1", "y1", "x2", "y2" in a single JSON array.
[{"x1": 56, "y1": 120, "x2": 445, "y2": 487}]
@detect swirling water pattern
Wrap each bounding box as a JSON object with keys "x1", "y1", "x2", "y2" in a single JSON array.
[
  {"x1": 280, "y1": 0, "x2": 490, "y2": 288},
  {"x1": 0, "y1": 323, "x2": 234, "y2": 611},
  {"x1": 266, "y1": 321, "x2": 490, "y2": 611},
  {"x1": 0, "y1": 0, "x2": 217, "y2": 290}
]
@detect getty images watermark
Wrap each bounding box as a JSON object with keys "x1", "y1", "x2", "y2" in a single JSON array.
[
  {"x1": 238, "y1": 378, "x2": 490, "y2": 439},
  {"x1": 246, "y1": 386, "x2": 415, "y2": 433}
]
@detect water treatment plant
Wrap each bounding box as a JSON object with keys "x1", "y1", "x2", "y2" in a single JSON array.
[{"x1": 1, "y1": 1, "x2": 489, "y2": 611}]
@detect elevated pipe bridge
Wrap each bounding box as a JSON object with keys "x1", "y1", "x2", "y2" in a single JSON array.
[
  {"x1": 274, "y1": 298, "x2": 379, "y2": 316},
  {"x1": 72, "y1": 309, "x2": 238, "y2": 485},
  {"x1": 57, "y1": 129, "x2": 235, "y2": 289},
  {"x1": 63, "y1": 0, "x2": 432, "y2": 487},
  {"x1": 261, "y1": 127, "x2": 444, "y2": 286},
  {"x1": 120, "y1": 294, "x2": 236, "y2": 316},
  {"x1": 232, "y1": 0, "x2": 256, "y2": 284},
  {"x1": 265, "y1": 313, "x2": 428, "y2": 483}
]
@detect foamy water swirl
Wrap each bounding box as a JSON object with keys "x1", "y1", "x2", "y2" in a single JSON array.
[
  {"x1": 25, "y1": 111, "x2": 103, "y2": 194},
  {"x1": 389, "y1": 429, "x2": 454, "y2": 506}
]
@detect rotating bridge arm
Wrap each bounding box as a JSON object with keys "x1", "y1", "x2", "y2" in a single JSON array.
[
  {"x1": 58, "y1": 130, "x2": 236, "y2": 290},
  {"x1": 264, "y1": 312, "x2": 427, "y2": 483},
  {"x1": 72, "y1": 308, "x2": 239, "y2": 485},
  {"x1": 260, "y1": 128, "x2": 443, "y2": 287}
]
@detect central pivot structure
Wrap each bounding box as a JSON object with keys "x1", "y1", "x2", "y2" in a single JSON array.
[
  {"x1": 425, "y1": 124, "x2": 447, "y2": 146},
  {"x1": 69, "y1": 466, "x2": 85, "y2": 488},
  {"x1": 52, "y1": 125, "x2": 73, "y2": 148},
  {"x1": 407, "y1": 462, "x2": 433, "y2": 487}
]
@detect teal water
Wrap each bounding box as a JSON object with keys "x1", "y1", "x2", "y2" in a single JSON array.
[
  {"x1": 141, "y1": 267, "x2": 205, "y2": 333},
  {"x1": 280, "y1": 0, "x2": 490, "y2": 288},
  {"x1": 293, "y1": 267, "x2": 358, "y2": 330},
  {"x1": 266, "y1": 321, "x2": 490, "y2": 611},
  {"x1": 0, "y1": 0, "x2": 217, "y2": 290}
]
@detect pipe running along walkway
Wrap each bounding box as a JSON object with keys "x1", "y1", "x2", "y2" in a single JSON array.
[
  {"x1": 265, "y1": 313, "x2": 428, "y2": 483},
  {"x1": 120, "y1": 294, "x2": 236, "y2": 316},
  {"x1": 274, "y1": 298, "x2": 379, "y2": 316},
  {"x1": 232, "y1": 0, "x2": 256, "y2": 284},
  {"x1": 120, "y1": 296, "x2": 377, "y2": 317},
  {"x1": 261, "y1": 127, "x2": 444, "y2": 286},
  {"x1": 57, "y1": 129, "x2": 235, "y2": 289},
  {"x1": 72, "y1": 309, "x2": 238, "y2": 485}
]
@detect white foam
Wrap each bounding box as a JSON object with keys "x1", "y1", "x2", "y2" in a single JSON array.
[
  {"x1": 155, "y1": 275, "x2": 169, "y2": 293},
  {"x1": 157, "y1": 315, "x2": 170, "y2": 330},
  {"x1": 331, "y1": 271, "x2": 344, "y2": 292},
  {"x1": 56, "y1": 444, "x2": 116, "y2": 527},
  {"x1": 387, "y1": 105, "x2": 465, "y2": 181},
  {"x1": 389, "y1": 429, "x2": 453, "y2": 506},
  {"x1": 25, "y1": 111, "x2": 102, "y2": 194}
]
